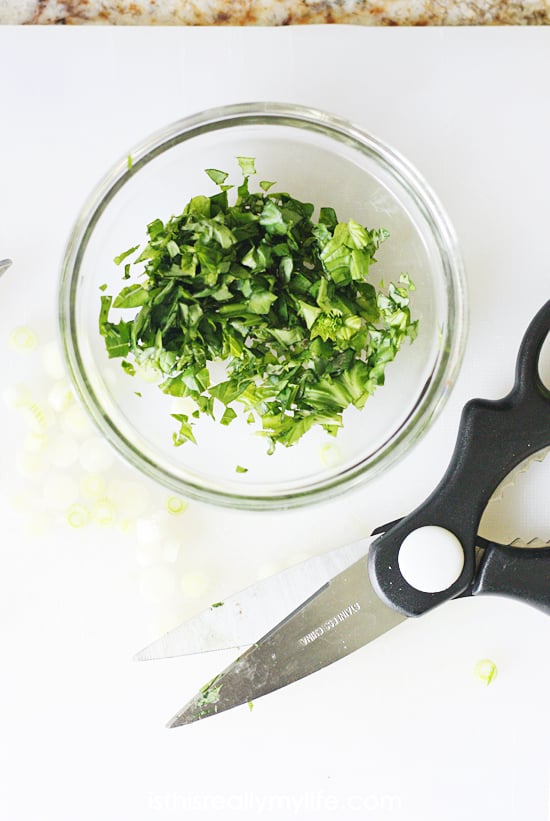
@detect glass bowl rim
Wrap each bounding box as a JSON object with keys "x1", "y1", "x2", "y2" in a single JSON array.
[{"x1": 59, "y1": 101, "x2": 468, "y2": 511}]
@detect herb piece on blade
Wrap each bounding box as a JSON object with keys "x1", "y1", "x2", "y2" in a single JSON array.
[
  {"x1": 100, "y1": 160, "x2": 418, "y2": 451},
  {"x1": 195, "y1": 676, "x2": 223, "y2": 718}
]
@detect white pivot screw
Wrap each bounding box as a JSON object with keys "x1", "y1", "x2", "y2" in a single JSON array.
[{"x1": 398, "y1": 526, "x2": 465, "y2": 593}]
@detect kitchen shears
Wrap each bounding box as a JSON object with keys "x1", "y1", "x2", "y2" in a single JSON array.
[{"x1": 137, "y1": 301, "x2": 550, "y2": 727}]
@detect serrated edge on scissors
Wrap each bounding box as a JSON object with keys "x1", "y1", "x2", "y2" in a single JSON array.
[
  {"x1": 509, "y1": 536, "x2": 550, "y2": 548},
  {"x1": 487, "y1": 446, "x2": 550, "y2": 504},
  {"x1": 486, "y1": 445, "x2": 550, "y2": 548}
]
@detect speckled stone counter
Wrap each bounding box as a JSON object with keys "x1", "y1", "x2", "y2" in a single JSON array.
[{"x1": 1, "y1": 0, "x2": 549, "y2": 25}]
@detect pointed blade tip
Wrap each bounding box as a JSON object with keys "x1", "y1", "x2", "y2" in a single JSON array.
[
  {"x1": 133, "y1": 646, "x2": 159, "y2": 662},
  {"x1": 166, "y1": 707, "x2": 200, "y2": 729}
]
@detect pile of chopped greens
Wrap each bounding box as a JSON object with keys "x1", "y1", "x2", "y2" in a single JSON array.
[{"x1": 99, "y1": 157, "x2": 418, "y2": 452}]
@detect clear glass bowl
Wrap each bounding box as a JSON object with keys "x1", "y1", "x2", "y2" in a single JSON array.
[{"x1": 59, "y1": 102, "x2": 467, "y2": 510}]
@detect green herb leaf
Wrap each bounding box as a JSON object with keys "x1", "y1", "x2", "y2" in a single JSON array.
[
  {"x1": 237, "y1": 156, "x2": 256, "y2": 176},
  {"x1": 114, "y1": 245, "x2": 140, "y2": 266},
  {"x1": 205, "y1": 168, "x2": 229, "y2": 185}
]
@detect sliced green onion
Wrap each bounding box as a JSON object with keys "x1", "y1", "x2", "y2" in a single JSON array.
[
  {"x1": 81, "y1": 473, "x2": 107, "y2": 499},
  {"x1": 8, "y1": 326, "x2": 39, "y2": 352},
  {"x1": 21, "y1": 401, "x2": 50, "y2": 433},
  {"x1": 474, "y1": 658, "x2": 498, "y2": 686},
  {"x1": 47, "y1": 381, "x2": 74, "y2": 413},
  {"x1": 166, "y1": 495, "x2": 188, "y2": 515},
  {"x1": 319, "y1": 442, "x2": 342, "y2": 468},
  {"x1": 93, "y1": 497, "x2": 117, "y2": 527},
  {"x1": 66, "y1": 504, "x2": 89, "y2": 529}
]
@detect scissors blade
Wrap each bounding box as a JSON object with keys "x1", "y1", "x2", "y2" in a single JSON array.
[
  {"x1": 0, "y1": 259, "x2": 12, "y2": 277},
  {"x1": 135, "y1": 537, "x2": 374, "y2": 660},
  {"x1": 167, "y1": 549, "x2": 406, "y2": 727}
]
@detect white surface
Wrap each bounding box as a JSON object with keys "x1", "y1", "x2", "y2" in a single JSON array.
[
  {"x1": 398, "y1": 526, "x2": 464, "y2": 593},
  {"x1": 1, "y1": 25, "x2": 550, "y2": 821}
]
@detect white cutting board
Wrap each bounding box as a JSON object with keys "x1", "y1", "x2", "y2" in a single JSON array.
[{"x1": 1, "y1": 25, "x2": 550, "y2": 821}]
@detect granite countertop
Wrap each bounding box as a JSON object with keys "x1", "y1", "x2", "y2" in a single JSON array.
[{"x1": 1, "y1": 0, "x2": 549, "y2": 26}]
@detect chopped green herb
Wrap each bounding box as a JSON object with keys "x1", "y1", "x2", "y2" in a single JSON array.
[
  {"x1": 134, "y1": 391, "x2": 142, "y2": 397},
  {"x1": 248, "y1": 700, "x2": 254, "y2": 712},
  {"x1": 260, "y1": 180, "x2": 276, "y2": 192},
  {"x1": 235, "y1": 465, "x2": 248, "y2": 474},
  {"x1": 100, "y1": 160, "x2": 418, "y2": 451},
  {"x1": 127, "y1": 154, "x2": 133, "y2": 170},
  {"x1": 195, "y1": 676, "x2": 223, "y2": 717},
  {"x1": 113, "y1": 245, "x2": 140, "y2": 266},
  {"x1": 205, "y1": 168, "x2": 229, "y2": 185},
  {"x1": 237, "y1": 156, "x2": 256, "y2": 176},
  {"x1": 220, "y1": 407, "x2": 237, "y2": 426},
  {"x1": 211, "y1": 601, "x2": 224, "y2": 608},
  {"x1": 99, "y1": 283, "x2": 108, "y2": 292}
]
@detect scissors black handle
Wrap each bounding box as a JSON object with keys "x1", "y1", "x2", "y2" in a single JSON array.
[
  {"x1": 472, "y1": 541, "x2": 550, "y2": 615},
  {"x1": 369, "y1": 300, "x2": 550, "y2": 617}
]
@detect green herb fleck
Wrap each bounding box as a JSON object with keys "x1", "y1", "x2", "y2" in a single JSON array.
[
  {"x1": 248, "y1": 700, "x2": 254, "y2": 712},
  {"x1": 211, "y1": 601, "x2": 224, "y2": 608},
  {"x1": 195, "y1": 676, "x2": 223, "y2": 717},
  {"x1": 235, "y1": 465, "x2": 248, "y2": 474},
  {"x1": 127, "y1": 154, "x2": 133, "y2": 170}
]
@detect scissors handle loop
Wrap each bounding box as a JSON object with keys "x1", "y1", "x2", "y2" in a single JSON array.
[{"x1": 369, "y1": 300, "x2": 550, "y2": 617}]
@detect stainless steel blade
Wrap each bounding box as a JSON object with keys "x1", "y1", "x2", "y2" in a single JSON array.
[
  {"x1": 0, "y1": 259, "x2": 12, "y2": 278},
  {"x1": 167, "y1": 551, "x2": 406, "y2": 727},
  {"x1": 136, "y1": 537, "x2": 373, "y2": 660}
]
